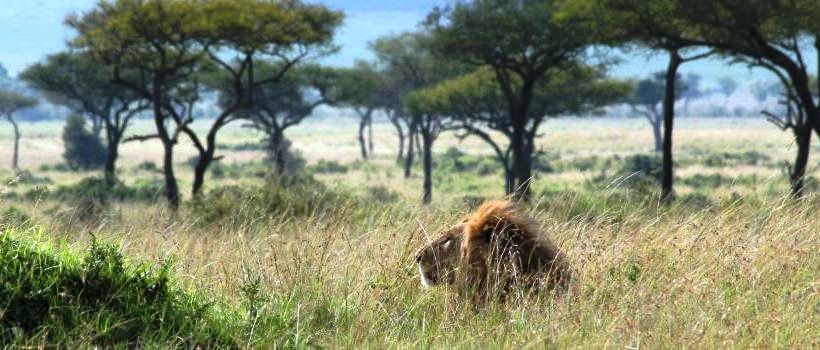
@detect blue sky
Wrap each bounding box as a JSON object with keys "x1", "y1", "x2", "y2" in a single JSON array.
[{"x1": 0, "y1": 0, "x2": 808, "y2": 89}]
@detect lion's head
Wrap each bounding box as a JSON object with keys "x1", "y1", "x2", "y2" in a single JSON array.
[{"x1": 414, "y1": 223, "x2": 465, "y2": 287}]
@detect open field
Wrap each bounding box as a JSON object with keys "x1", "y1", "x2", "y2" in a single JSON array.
[{"x1": 1, "y1": 116, "x2": 819, "y2": 348}]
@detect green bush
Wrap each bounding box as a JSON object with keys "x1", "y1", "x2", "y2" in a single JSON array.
[
  {"x1": 702, "y1": 151, "x2": 770, "y2": 167},
  {"x1": 0, "y1": 228, "x2": 235, "y2": 347},
  {"x1": 50, "y1": 177, "x2": 163, "y2": 203},
  {"x1": 135, "y1": 161, "x2": 158, "y2": 172},
  {"x1": 309, "y1": 159, "x2": 349, "y2": 174},
  {"x1": 365, "y1": 185, "x2": 399, "y2": 203},
  {"x1": 62, "y1": 115, "x2": 106, "y2": 171},
  {"x1": 436, "y1": 147, "x2": 502, "y2": 175},
  {"x1": 188, "y1": 173, "x2": 354, "y2": 226}
]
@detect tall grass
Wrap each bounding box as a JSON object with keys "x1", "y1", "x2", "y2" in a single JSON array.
[{"x1": 2, "y1": 180, "x2": 817, "y2": 348}]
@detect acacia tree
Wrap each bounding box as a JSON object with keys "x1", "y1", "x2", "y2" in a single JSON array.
[
  {"x1": 567, "y1": 0, "x2": 715, "y2": 202},
  {"x1": 428, "y1": 0, "x2": 593, "y2": 201},
  {"x1": 68, "y1": 0, "x2": 208, "y2": 208},
  {"x1": 627, "y1": 72, "x2": 685, "y2": 152},
  {"x1": 402, "y1": 90, "x2": 457, "y2": 204},
  {"x1": 370, "y1": 33, "x2": 441, "y2": 171},
  {"x1": 411, "y1": 64, "x2": 628, "y2": 195},
  {"x1": 21, "y1": 52, "x2": 145, "y2": 185},
  {"x1": 672, "y1": 0, "x2": 820, "y2": 198},
  {"x1": 180, "y1": 1, "x2": 341, "y2": 197},
  {"x1": 680, "y1": 73, "x2": 704, "y2": 116},
  {"x1": 0, "y1": 90, "x2": 37, "y2": 170},
  {"x1": 68, "y1": 0, "x2": 342, "y2": 207},
  {"x1": 335, "y1": 61, "x2": 383, "y2": 161},
  {"x1": 717, "y1": 76, "x2": 738, "y2": 105},
  {"x1": 225, "y1": 64, "x2": 339, "y2": 173}
]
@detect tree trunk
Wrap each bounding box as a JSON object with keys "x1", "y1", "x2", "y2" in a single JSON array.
[
  {"x1": 421, "y1": 122, "x2": 433, "y2": 205},
  {"x1": 507, "y1": 78, "x2": 537, "y2": 202},
  {"x1": 368, "y1": 115, "x2": 374, "y2": 154},
  {"x1": 91, "y1": 116, "x2": 103, "y2": 139},
  {"x1": 414, "y1": 130, "x2": 423, "y2": 160},
  {"x1": 104, "y1": 130, "x2": 120, "y2": 186},
  {"x1": 790, "y1": 125, "x2": 812, "y2": 198},
  {"x1": 510, "y1": 116, "x2": 532, "y2": 201},
  {"x1": 651, "y1": 118, "x2": 663, "y2": 153},
  {"x1": 516, "y1": 137, "x2": 535, "y2": 200},
  {"x1": 161, "y1": 138, "x2": 180, "y2": 209},
  {"x1": 503, "y1": 161, "x2": 514, "y2": 195},
  {"x1": 390, "y1": 114, "x2": 405, "y2": 163},
  {"x1": 153, "y1": 81, "x2": 180, "y2": 210},
  {"x1": 358, "y1": 113, "x2": 369, "y2": 160},
  {"x1": 404, "y1": 118, "x2": 417, "y2": 178},
  {"x1": 270, "y1": 128, "x2": 286, "y2": 174},
  {"x1": 7, "y1": 115, "x2": 20, "y2": 170},
  {"x1": 661, "y1": 50, "x2": 683, "y2": 203},
  {"x1": 191, "y1": 157, "x2": 210, "y2": 198}
]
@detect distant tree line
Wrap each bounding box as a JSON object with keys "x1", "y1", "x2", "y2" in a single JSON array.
[{"x1": 6, "y1": 0, "x2": 818, "y2": 208}]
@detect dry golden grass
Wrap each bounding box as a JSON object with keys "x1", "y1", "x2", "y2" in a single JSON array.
[{"x1": 1, "y1": 116, "x2": 818, "y2": 347}]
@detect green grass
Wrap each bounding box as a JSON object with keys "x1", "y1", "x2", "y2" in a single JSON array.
[{"x1": 0, "y1": 227, "x2": 238, "y2": 347}]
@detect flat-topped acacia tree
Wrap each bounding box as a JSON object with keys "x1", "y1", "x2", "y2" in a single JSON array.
[
  {"x1": 0, "y1": 90, "x2": 37, "y2": 170},
  {"x1": 407, "y1": 64, "x2": 629, "y2": 196},
  {"x1": 564, "y1": 0, "x2": 714, "y2": 203},
  {"x1": 21, "y1": 52, "x2": 146, "y2": 185},
  {"x1": 216, "y1": 63, "x2": 341, "y2": 173},
  {"x1": 370, "y1": 33, "x2": 446, "y2": 173},
  {"x1": 672, "y1": 0, "x2": 820, "y2": 198},
  {"x1": 625, "y1": 72, "x2": 686, "y2": 153},
  {"x1": 68, "y1": 0, "x2": 342, "y2": 208},
  {"x1": 427, "y1": 0, "x2": 593, "y2": 201}
]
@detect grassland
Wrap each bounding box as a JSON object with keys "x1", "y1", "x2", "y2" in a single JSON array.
[{"x1": 0, "y1": 116, "x2": 818, "y2": 348}]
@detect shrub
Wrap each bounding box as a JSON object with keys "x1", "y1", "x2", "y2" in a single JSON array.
[
  {"x1": 188, "y1": 173, "x2": 354, "y2": 227},
  {"x1": 703, "y1": 151, "x2": 770, "y2": 167},
  {"x1": 35, "y1": 177, "x2": 164, "y2": 209},
  {"x1": 269, "y1": 139, "x2": 306, "y2": 174},
  {"x1": 309, "y1": 160, "x2": 349, "y2": 174},
  {"x1": 62, "y1": 114, "x2": 106, "y2": 171},
  {"x1": 436, "y1": 147, "x2": 502, "y2": 175},
  {"x1": 365, "y1": 185, "x2": 399, "y2": 203},
  {"x1": 135, "y1": 161, "x2": 158, "y2": 172}
]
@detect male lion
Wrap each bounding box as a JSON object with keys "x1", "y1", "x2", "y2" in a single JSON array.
[{"x1": 414, "y1": 200, "x2": 571, "y2": 302}]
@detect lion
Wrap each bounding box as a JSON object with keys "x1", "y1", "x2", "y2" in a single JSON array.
[{"x1": 414, "y1": 200, "x2": 571, "y2": 302}]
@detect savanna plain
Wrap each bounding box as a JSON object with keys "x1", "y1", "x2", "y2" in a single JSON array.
[{"x1": 1, "y1": 117, "x2": 818, "y2": 348}]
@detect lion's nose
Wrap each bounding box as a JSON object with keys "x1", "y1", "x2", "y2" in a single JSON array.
[{"x1": 415, "y1": 254, "x2": 422, "y2": 263}]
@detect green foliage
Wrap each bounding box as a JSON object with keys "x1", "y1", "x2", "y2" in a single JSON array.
[
  {"x1": 364, "y1": 185, "x2": 400, "y2": 203},
  {"x1": 48, "y1": 177, "x2": 163, "y2": 204},
  {"x1": 188, "y1": 174, "x2": 354, "y2": 227},
  {"x1": 271, "y1": 139, "x2": 307, "y2": 173},
  {"x1": 0, "y1": 228, "x2": 235, "y2": 347},
  {"x1": 62, "y1": 115, "x2": 106, "y2": 170},
  {"x1": 135, "y1": 161, "x2": 158, "y2": 172},
  {"x1": 591, "y1": 154, "x2": 663, "y2": 195},
  {"x1": 0, "y1": 89, "x2": 37, "y2": 116},
  {"x1": 702, "y1": 151, "x2": 771, "y2": 167},
  {"x1": 20, "y1": 51, "x2": 139, "y2": 121},
  {"x1": 435, "y1": 147, "x2": 502, "y2": 176},
  {"x1": 309, "y1": 160, "x2": 349, "y2": 174}
]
